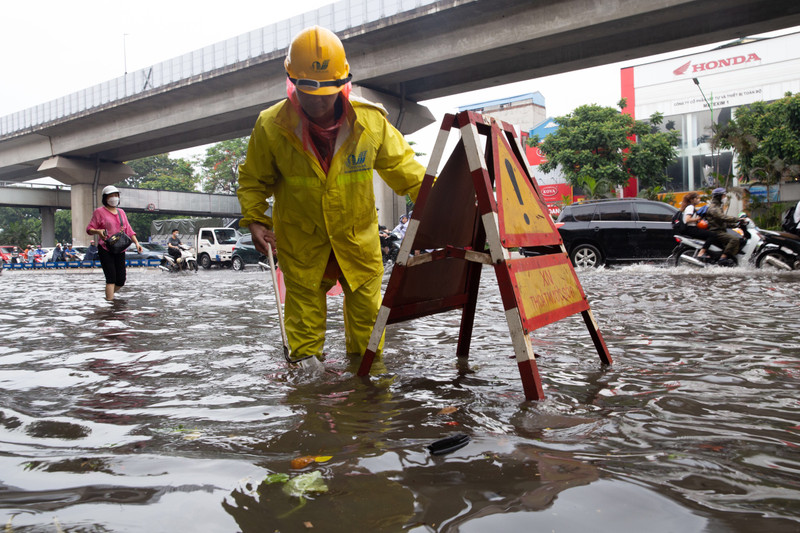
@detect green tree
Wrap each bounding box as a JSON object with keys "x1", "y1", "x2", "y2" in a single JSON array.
[
  {"x1": 1, "y1": 219, "x2": 40, "y2": 247},
  {"x1": 118, "y1": 154, "x2": 200, "y2": 239},
  {"x1": 200, "y1": 138, "x2": 249, "y2": 194},
  {"x1": 528, "y1": 100, "x2": 679, "y2": 197},
  {"x1": 709, "y1": 117, "x2": 755, "y2": 188},
  {"x1": 0, "y1": 207, "x2": 39, "y2": 232},
  {"x1": 715, "y1": 92, "x2": 800, "y2": 206},
  {"x1": 576, "y1": 176, "x2": 611, "y2": 199},
  {"x1": 124, "y1": 154, "x2": 198, "y2": 192},
  {"x1": 54, "y1": 210, "x2": 72, "y2": 243},
  {"x1": 125, "y1": 213, "x2": 163, "y2": 242},
  {"x1": 0, "y1": 207, "x2": 43, "y2": 246}
]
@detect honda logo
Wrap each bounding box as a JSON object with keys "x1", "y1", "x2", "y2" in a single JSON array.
[{"x1": 673, "y1": 53, "x2": 761, "y2": 76}]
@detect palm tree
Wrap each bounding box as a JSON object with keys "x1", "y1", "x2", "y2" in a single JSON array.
[
  {"x1": 578, "y1": 176, "x2": 611, "y2": 199},
  {"x1": 746, "y1": 156, "x2": 800, "y2": 210}
]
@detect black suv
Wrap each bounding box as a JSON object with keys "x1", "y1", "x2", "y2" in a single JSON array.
[{"x1": 543, "y1": 198, "x2": 679, "y2": 268}]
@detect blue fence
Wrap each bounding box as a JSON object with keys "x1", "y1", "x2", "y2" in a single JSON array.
[{"x1": 1, "y1": 259, "x2": 161, "y2": 270}]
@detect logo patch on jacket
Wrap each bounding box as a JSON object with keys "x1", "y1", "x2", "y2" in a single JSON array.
[{"x1": 345, "y1": 150, "x2": 369, "y2": 173}]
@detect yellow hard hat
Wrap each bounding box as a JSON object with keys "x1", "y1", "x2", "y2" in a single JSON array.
[{"x1": 285, "y1": 26, "x2": 351, "y2": 95}]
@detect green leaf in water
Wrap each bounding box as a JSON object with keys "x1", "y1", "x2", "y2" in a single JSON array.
[
  {"x1": 282, "y1": 471, "x2": 329, "y2": 498},
  {"x1": 264, "y1": 473, "x2": 290, "y2": 485}
]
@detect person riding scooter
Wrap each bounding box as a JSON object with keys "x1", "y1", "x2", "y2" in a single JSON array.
[
  {"x1": 167, "y1": 229, "x2": 183, "y2": 263},
  {"x1": 392, "y1": 214, "x2": 410, "y2": 239},
  {"x1": 379, "y1": 224, "x2": 402, "y2": 264},
  {"x1": 706, "y1": 187, "x2": 742, "y2": 267}
]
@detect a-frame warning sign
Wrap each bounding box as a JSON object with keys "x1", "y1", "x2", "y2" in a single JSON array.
[{"x1": 358, "y1": 111, "x2": 612, "y2": 400}]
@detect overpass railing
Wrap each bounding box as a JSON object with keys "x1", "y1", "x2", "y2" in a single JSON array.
[
  {"x1": 0, "y1": 0, "x2": 439, "y2": 137},
  {"x1": 0, "y1": 184, "x2": 242, "y2": 217}
]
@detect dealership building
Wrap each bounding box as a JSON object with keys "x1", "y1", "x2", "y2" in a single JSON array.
[
  {"x1": 525, "y1": 30, "x2": 800, "y2": 208},
  {"x1": 622, "y1": 30, "x2": 800, "y2": 200}
]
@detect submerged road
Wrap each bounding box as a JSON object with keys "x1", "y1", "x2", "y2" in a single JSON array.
[{"x1": 1, "y1": 265, "x2": 799, "y2": 531}]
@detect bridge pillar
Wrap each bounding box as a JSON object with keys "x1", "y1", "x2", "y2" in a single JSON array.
[
  {"x1": 373, "y1": 172, "x2": 407, "y2": 229},
  {"x1": 352, "y1": 86, "x2": 431, "y2": 227},
  {"x1": 350, "y1": 86, "x2": 434, "y2": 135},
  {"x1": 37, "y1": 156, "x2": 134, "y2": 247},
  {"x1": 40, "y1": 207, "x2": 56, "y2": 247},
  {"x1": 70, "y1": 183, "x2": 95, "y2": 247}
]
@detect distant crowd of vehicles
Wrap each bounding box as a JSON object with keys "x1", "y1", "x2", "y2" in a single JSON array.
[
  {"x1": 0, "y1": 228, "x2": 266, "y2": 273},
  {"x1": 1, "y1": 242, "x2": 164, "y2": 265},
  {"x1": 523, "y1": 197, "x2": 800, "y2": 271},
  {"x1": 156, "y1": 228, "x2": 268, "y2": 273},
  {"x1": 6, "y1": 198, "x2": 800, "y2": 273}
]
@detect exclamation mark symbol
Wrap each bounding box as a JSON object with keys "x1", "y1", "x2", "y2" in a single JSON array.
[{"x1": 505, "y1": 159, "x2": 529, "y2": 224}]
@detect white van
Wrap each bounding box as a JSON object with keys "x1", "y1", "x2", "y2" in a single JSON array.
[{"x1": 196, "y1": 227, "x2": 241, "y2": 269}]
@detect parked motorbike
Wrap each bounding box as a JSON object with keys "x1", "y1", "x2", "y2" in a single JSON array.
[
  {"x1": 671, "y1": 215, "x2": 800, "y2": 270},
  {"x1": 380, "y1": 229, "x2": 402, "y2": 265},
  {"x1": 160, "y1": 244, "x2": 198, "y2": 272}
]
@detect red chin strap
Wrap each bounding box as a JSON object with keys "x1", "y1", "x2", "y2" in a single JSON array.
[{"x1": 285, "y1": 78, "x2": 351, "y2": 174}]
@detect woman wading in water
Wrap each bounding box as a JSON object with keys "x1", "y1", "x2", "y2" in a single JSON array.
[{"x1": 86, "y1": 185, "x2": 143, "y2": 301}]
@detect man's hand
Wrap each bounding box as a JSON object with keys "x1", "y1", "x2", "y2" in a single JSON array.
[{"x1": 249, "y1": 222, "x2": 276, "y2": 256}]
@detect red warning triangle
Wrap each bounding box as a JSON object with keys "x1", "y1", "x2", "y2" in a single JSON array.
[{"x1": 492, "y1": 125, "x2": 561, "y2": 248}]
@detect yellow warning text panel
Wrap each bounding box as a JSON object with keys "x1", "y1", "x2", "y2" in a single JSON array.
[{"x1": 507, "y1": 254, "x2": 589, "y2": 332}]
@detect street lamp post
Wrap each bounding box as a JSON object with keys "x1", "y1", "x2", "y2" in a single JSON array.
[
  {"x1": 692, "y1": 77, "x2": 714, "y2": 122},
  {"x1": 693, "y1": 77, "x2": 717, "y2": 186},
  {"x1": 123, "y1": 33, "x2": 129, "y2": 75}
]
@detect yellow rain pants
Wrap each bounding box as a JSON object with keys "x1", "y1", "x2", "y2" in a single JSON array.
[{"x1": 284, "y1": 269, "x2": 384, "y2": 360}]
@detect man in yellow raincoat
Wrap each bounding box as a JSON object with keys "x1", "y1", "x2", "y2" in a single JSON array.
[{"x1": 237, "y1": 25, "x2": 424, "y2": 363}]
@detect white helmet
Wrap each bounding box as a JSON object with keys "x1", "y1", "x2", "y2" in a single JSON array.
[{"x1": 102, "y1": 185, "x2": 120, "y2": 195}]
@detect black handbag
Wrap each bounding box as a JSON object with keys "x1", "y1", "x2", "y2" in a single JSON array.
[{"x1": 105, "y1": 211, "x2": 133, "y2": 253}]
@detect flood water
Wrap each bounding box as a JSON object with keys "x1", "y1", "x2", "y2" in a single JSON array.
[{"x1": 1, "y1": 263, "x2": 799, "y2": 532}]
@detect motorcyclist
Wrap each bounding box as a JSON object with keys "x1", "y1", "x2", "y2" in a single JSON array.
[
  {"x1": 63, "y1": 244, "x2": 79, "y2": 260},
  {"x1": 85, "y1": 240, "x2": 99, "y2": 261},
  {"x1": 793, "y1": 200, "x2": 800, "y2": 236},
  {"x1": 392, "y1": 214, "x2": 410, "y2": 239},
  {"x1": 379, "y1": 224, "x2": 391, "y2": 258},
  {"x1": 52, "y1": 243, "x2": 65, "y2": 262},
  {"x1": 167, "y1": 229, "x2": 183, "y2": 263},
  {"x1": 706, "y1": 187, "x2": 742, "y2": 267}
]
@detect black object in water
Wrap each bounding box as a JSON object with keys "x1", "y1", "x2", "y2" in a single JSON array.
[{"x1": 427, "y1": 434, "x2": 470, "y2": 455}]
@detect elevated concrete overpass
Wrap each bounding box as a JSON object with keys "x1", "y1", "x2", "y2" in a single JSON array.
[
  {"x1": 0, "y1": 184, "x2": 241, "y2": 217},
  {"x1": 1, "y1": 183, "x2": 241, "y2": 246},
  {"x1": 2, "y1": 0, "x2": 799, "y2": 242},
  {"x1": 3, "y1": 0, "x2": 800, "y2": 183}
]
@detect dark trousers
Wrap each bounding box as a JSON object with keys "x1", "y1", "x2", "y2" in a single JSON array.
[
  {"x1": 98, "y1": 245, "x2": 127, "y2": 286},
  {"x1": 684, "y1": 225, "x2": 716, "y2": 251},
  {"x1": 709, "y1": 231, "x2": 740, "y2": 257},
  {"x1": 168, "y1": 247, "x2": 181, "y2": 260}
]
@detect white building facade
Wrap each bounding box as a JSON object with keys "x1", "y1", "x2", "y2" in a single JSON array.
[{"x1": 621, "y1": 31, "x2": 800, "y2": 198}]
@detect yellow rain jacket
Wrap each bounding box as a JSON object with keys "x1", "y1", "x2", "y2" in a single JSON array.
[{"x1": 238, "y1": 96, "x2": 424, "y2": 291}]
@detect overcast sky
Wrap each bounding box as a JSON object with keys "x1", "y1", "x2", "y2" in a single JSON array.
[{"x1": 3, "y1": 1, "x2": 798, "y2": 164}]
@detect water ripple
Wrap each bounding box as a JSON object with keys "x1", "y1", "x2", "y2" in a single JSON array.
[{"x1": 1, "y1": 266, "x2": 799, "y2": 531}]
